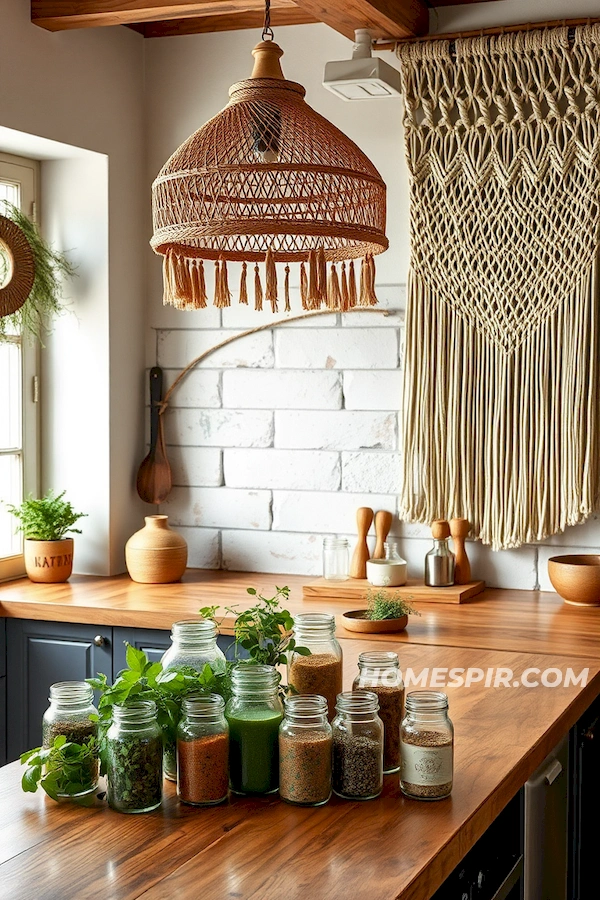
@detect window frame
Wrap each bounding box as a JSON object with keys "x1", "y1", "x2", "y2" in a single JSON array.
[{"x1": 0, "y1": 152, "x2": 40, "y2": 581}]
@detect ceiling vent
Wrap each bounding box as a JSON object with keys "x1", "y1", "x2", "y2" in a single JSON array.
[{"x1": 323, "y1": 29, "x2": 402, "y2": 101}]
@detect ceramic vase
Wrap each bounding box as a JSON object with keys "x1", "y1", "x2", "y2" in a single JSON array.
[
  {"x1": 125, "y1": 515, "x2": 187, "y2": 584},
  {"x1": 24, "y1": 538, "x2": 74, "y2": 583}
]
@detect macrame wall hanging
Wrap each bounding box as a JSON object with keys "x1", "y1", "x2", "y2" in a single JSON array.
[
  {"x1": 397, "y1": 25, "x2": 600, "y2": 550},
  {"x1": 150, "y1": 1, "x2": 388, "y2": 314}
]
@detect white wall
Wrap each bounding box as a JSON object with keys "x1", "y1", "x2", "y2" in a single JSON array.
[
  {"x1": 145, "y1": 5, "x2": 600, "y2": 590},
  {"x1": 3, "y1": 0, "x2": 600, "y2": 584},
  {"x1": 0, "y1": 0, "x2": 147, "y2": 573}
]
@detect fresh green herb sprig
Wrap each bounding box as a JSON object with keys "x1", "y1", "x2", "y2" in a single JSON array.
[
  {"x1": 201, "y1": 585, "x2": 310, "y2": 668},
  {"x1": 87, "y1": 643, "x2": 232, "y2": 772},
  {"x1": 366, "y1": 589, "x2": 421, "y2": 621},
  {"x1": 21, "y1": 735, "x2": 98, "y2": 804},
  {"x1": 7, "y1": 489, "x2": 86, "y2": 541}
]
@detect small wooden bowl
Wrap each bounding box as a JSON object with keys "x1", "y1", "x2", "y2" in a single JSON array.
[
  {"x1": 548, "y1": 555, "x2": 600, "y2": 606},
  {"x1": 341, "y1": 610, "x2": 408, "y2": 634}
]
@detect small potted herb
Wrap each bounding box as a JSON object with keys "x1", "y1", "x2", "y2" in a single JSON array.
[
  {"x1": 7, "y1": 490, "x2": 86, "y2": 583},
  {"x1": 341, "y1": 589, "x2": 420, "y2": 633}
]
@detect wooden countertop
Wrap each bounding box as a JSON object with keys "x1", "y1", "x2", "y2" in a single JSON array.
[
  {"x1": 1, "y1": 638, "x2": 597, "y2": 900},
  {"x1": 3, "y1": 569, "x2": 600, "y2": 659}
]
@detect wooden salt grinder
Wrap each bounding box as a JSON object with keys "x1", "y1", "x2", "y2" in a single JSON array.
[
  {"x1": 350, "y1": 507, "x2": 374, "y2": 579},
  {"x1": 373, "y1": 510, "x2": 393, "y2": 559},
  {"x1": 449, "y1": 518, "x2": 471, "y2": 584}
]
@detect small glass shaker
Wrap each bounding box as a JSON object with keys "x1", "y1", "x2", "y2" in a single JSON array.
[
  {"x1": 323, "y1": 537, "x2": 349, "y2": 581},
  {"x1": 424, "y1": 520, "x2": 455, "y2": 587}
]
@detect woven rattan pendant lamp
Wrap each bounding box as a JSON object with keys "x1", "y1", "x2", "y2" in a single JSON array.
[{"x1": 150, "y1": 3, "x2": 388, "y2": 313}]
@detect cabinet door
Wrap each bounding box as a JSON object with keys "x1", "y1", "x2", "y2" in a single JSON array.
[
  {"x1": 0, "y1": 677, "x2": 6, "y2": 767},
  {"x1": 6, "y1": 619, "x2": 112, "y2": 762},
  {"x1": 112, "y1": 627, "x2": 235, "y2": 679}
]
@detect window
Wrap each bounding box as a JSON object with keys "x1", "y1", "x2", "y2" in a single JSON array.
[{"x1": 0, "y1": 153, "x2": 40, "y2": 580}]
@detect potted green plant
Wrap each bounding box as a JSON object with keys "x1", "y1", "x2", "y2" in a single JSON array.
[{"x1": 7, "y1": 490, "x2": 86, "y2": 583}]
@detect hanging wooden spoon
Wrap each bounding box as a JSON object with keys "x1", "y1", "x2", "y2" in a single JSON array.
[{"x1": 136, "y1": 366, "x2": 172, "y2": 505}]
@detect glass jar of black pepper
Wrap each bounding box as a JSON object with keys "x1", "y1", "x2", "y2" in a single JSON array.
[
  {"x1": 42, "y1": 681, "x2": 99, "y2": 797},
  {"x1": 332, "y1": 691, "x2": 383, "y2": 800},
  {"x1": 106, "y1": 700, "x2": 163, "y2": 813}
]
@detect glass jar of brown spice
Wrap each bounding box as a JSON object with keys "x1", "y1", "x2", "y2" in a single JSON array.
[
  {"x1": 177, "y1": 693, "x2": 229, "y2": 806},
  {"x1": 288, "y1": 613, "x2": 342, "y2": 722}
]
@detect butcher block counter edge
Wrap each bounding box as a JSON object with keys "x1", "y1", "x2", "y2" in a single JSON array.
[{"x1": 3, "y1": 570, "x2": 600, "y2": 660}]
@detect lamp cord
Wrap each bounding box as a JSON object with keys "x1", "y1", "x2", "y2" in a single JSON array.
[{"x1": 262, "y1": 0, "x2": 274, "y2": 41}]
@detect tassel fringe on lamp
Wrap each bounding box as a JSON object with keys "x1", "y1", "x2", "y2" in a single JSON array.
[{"x1": 150, "y1": 17, "x2": 388, "y2": 314}]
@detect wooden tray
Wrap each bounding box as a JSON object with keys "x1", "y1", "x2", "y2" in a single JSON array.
[{"x1": 302, "y1": 577, "x2": 485, "y2": 605}]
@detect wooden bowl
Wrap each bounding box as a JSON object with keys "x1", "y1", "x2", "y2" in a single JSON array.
[
  {"x1": 341, "y1": 610, "x2": 408, "y2": 634},
  {"x1": 547, "y1": 555, "x2": 600, "y2": 606}
]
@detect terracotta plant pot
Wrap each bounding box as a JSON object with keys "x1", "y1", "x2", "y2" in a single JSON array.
[
  {"x1": 125, "y1": 515, "x2": 187, "y2": 584},
  {"x1": 548, "y1": 555, "x2": 600, "y2": 607},
  {"x1": 24, "y1": 538, "x2": 74, "y2": 584}
]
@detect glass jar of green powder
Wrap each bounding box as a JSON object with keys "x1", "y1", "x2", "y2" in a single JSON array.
[
  {"x1": 160, "y1": 619, "x2": 227, "y2": 780},
  {"x1": 106, "y1": 700, "x2": 163, "y2": 814},
  {"x1": 279, "y1": 694, "x2": 332, "y2": 806},
  {"x1": 225, "y1": 664, "x2": 283, "y2": 795}
]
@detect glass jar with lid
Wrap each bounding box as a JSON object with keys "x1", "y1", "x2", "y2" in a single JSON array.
[
  {"x1": 353, "y1": 651, "x2": 404, "y2": 773},
  {"x1": 323, "y1": 537, "x2": 349, "y2": 581},
  {"x1": 332, "y1": 691, "x2": 383, "y2": 800},
  {"x1": 400, "y1": 691, "x2": 453, "y2": 800},
  {"x1": 279, "y1": 694, "x2": 332, "y2": 806},
  {"x1": 225, "y1": 664, "x2": 283, "y2": 795},
  {"x1": 288, "y1": 613, "x2": 343, "y2": 722},
  {"x1": 42, "y1": 681, "x2": 99, "y2": 796},
  {"x1": 106, "y1": 700, "x2": 163, "y2": 813},
  {"x1": 177, "y1": 693, "x2": 229, "y2": 806},
  {"x1": 160, "y1": 619, "x2": 227, "y2": 780}
]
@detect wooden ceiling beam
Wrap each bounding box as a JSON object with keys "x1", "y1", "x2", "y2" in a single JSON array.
[
  {"x1": 291, "y1": 0, "x2": 429, "y2": 40},
  {"x1": 31, "y1": 0, "x2": 301, "y2": 31},
  {"x1": 128, "y1": 7, "x2": 317, "y2": 36}
]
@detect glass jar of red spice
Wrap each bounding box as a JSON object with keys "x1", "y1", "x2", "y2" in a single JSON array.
[{"x1": 177, "y1": 694, "x2": 229, "y2": 806}]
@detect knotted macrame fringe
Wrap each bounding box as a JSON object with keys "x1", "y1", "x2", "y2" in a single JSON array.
[
  {"x1": 399, "y1": 270, "x2": 600, "y2": 550},
  {"x1": 398, "y1": 24, "x2": 600, "y2": 549},
  {"x1": 162, "y1": 251, "x2": 380, "y2": 313}
]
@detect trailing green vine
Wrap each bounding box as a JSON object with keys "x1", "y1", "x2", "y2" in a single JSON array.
[{"x1": 0, "y1": 202, "x2": 75, "y2": 343}]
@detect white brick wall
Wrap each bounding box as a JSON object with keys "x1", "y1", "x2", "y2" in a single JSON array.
[
  {"x1": 225, "y1": 449, "x2": 340, "y2": 491},
  {"x1": 152, "y1": 282, "x2": 594, "y2": 589},
  {"x1": 222, "y1": 369, "x2": 342, "y2": 410},
  {"x1": 275, "y1": 411, "x2": 397, "y2": 450}
]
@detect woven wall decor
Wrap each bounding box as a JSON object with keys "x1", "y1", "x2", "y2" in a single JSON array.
[
  {"x1": 151, "y1": 34, "x2": 388, "y2": 314},
  {"x1": 0, "y1": 214, "x2": 35, "y2": 318},
  {"x1": 398, "y1": 25, "x2": 600, "y2": 550}
]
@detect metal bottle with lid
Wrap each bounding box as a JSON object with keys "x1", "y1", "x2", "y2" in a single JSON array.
[{"x1": 424, "y1": 520, "x2": 455, "y2": 587}]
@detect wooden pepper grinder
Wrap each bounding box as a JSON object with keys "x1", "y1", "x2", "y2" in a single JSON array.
[
  {"x1": 373, "y1": 510, "x2": 393, "y2": 559},
  {"x1": 350, "y1": 507, "x2": 374, "y2": 579},
  {"x1": 449, "y1": 518, "x2": 471, "y2": 585}
]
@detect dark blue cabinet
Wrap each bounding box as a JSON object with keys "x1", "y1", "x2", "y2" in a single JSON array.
[
  {"x1": 6, "y1": 619, "x2": 112, "y2": 763},
  {"x1": 112, "y1": 626, "x2": 172, "y2": 677},
  {"x1": 0, "y1": 619, "x2": 5, "y2": 766},
  {"x1": 3, "y1": 619, "x2": 237, "y2": 765}
]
